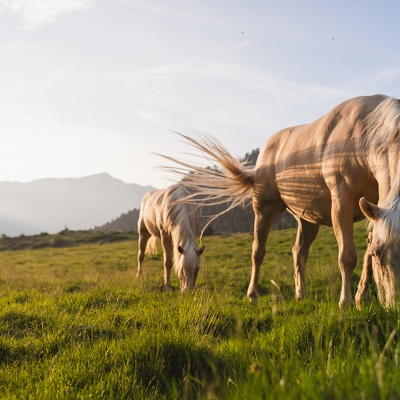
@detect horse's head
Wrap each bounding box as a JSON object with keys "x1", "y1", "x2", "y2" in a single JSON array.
[
  {"x1": 360, "y1": 197, "x2": 400, "y2": 307},
  {"x1": 176, "y1": 244, "x2": 205, "y2": 291}
]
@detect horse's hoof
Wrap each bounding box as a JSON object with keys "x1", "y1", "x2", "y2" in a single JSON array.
[
  {"x1": 247, "y1": 292, "x2": 259, "y2": 302},
  {"x1": 338, "y1": 298, "x2": 354, "y2": 308},
  {"x1": 355, "y1": 294, "x2": 363, "y2": 310}
]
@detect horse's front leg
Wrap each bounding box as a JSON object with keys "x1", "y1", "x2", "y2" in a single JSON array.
[
  {"x1": 137, "y1": 229, "x2": 150, "y2": 277},
  {"x1": 247, "y1": 203, "x2": 284, "y2": 301},
  {"x1": 292, "y1": 217, "x2": 320, "y2": 301},
  {"x1": 161, "y1": 231, "x2": 173, "y2": 290},
  {"x1": 331, "y1": 190, "x2": 357, "y2": 307},
  {"x1": 355, "y1": 231, "x2": 373, "y2": 308}
]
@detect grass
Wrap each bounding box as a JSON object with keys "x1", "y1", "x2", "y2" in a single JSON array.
[{"x1": 0, "y1": 222, "x2": 399, "y2": 399}]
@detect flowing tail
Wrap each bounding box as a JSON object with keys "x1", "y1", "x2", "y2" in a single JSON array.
[
  {"x1": 145, "y1": 236, "x2": 158, "y2": 256},
  {"x1": 159, "y1": 133, "x2": 256, "y2": 233}
]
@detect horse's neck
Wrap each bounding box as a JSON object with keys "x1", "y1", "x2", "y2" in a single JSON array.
[
  {"x1": 165, "y1": 199, "x2": 197, "y2": 250},
  {"x1": 385, "y1": 164, "x2": 400, "y2": 207},
  {"x1": 172, "y1": 220, "x2": 196, "y2": 250}
]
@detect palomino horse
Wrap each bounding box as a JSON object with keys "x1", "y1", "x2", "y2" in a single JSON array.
[
  {"x1": 162, "y1": 95, "x2": 400, "y2": 307},
  {"x1": 137, "y1": 184, "x2": 204, "y2": 291}
]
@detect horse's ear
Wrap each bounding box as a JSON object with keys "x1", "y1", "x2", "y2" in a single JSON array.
[
  {"x1": 359, "y1": 197, "x2": 381, "y2": 221},
  {"x1": 178, "y1": 245, "x2": 184, "y2": 254},
  {"x1": 196, "y1": 246, "x2": 205, "y2": 256}
]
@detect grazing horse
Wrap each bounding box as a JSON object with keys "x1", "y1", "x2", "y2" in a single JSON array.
[
  {"x1": 137, "y1": 184, "x2": 204, "y2": 291},
  {"x1": 162, "y1": 95, "x2": 400, "y2": 307}
]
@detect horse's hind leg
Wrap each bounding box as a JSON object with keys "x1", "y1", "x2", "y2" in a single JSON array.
[
  {"x1": 355, "y1": 232, "x2": 373, "y2": 308},
  {"x1": 292, "y1": 217, "x2": 319, "y2": 301},
  {"x1": 247, "y1": 203, "x2": 285, "y2": 301},
  {"x1": 137, "y1": 229, "x2": 151, "y2": 277}
]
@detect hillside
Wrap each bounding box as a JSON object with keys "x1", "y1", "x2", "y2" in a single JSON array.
[{"x1": 0, "y1": 173, "x2": 154, "y2": 237}]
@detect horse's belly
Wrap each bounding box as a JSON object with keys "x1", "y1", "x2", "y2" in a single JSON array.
[
  {"x1": 282, "y1": 189, "x2": 367, "y2": 226},
  {"x1": 280, "y1": 185, "x2": 333, "y2": 226},
  {"x1": 286, "y1": 203, "x2": 332, "y2": 226}
]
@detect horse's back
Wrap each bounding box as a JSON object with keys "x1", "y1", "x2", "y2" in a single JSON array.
[
  {"x1": 259, "y1": 95, "x2": 385, "y2": 164},
  {"x1": 138, "y1": 184, "x2": 196, "y2": 235},
  {"x1": 254, "y1": 95, "x2": 386, "y2": 225}
]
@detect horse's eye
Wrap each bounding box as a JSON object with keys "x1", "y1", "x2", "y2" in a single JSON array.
[{"x1": 371, "y1": 247, "x2": 383, "y2": 260}]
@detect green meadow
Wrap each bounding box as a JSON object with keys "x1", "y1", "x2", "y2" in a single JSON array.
[{"x1": 1, "y1": 222, "x2": 400, "y2": 399}]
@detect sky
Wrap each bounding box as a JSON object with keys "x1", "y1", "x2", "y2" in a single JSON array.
[{"x1": 1, "y1": 0, "x2": 400, "y2": 189}]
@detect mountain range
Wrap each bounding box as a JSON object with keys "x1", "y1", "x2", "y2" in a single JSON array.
[{"x1": 0, "y1": 173, "x2": 155, "y2": 237}]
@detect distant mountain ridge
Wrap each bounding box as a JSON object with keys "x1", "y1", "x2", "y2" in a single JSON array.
[{"x1": 0, "y1": 173, "x2": 155, "y2": 237}]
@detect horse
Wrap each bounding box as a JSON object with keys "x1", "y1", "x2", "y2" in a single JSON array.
[
  {"x1": 137, "y1": 183, "x2": 204, "y2": 291},
  {"x1": 161, "y1": 95, "x2": 400, "y2": 307}
]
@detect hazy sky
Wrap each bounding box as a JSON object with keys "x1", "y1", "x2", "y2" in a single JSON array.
[{"x1": 1, "y1": 0, "x2": 400, "y2": 189}]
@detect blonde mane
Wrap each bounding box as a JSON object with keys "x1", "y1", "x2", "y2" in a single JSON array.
[
  {"x1": 362, "y1": 96, "x2": 400, "y2": 244},
  {"x1": 362, "y1": 96, "x2": 400, "y2": 155}
]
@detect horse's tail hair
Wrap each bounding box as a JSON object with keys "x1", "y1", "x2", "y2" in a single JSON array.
[
  {"x1": 158, "y1": 133, "x2": 255, "y2": 235},
  {"x1": 145, "y1": 236, "x2": 158, "y2": 256}
]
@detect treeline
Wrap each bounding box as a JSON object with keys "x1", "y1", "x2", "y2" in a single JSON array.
[
  {"x1": 95, "y1": 200, "x2": 295, "y2": 234},
  {"x1": 96, "y1": 209, "x2": 140, "y2": 232},
  {"x1": 96, "y1": 148, "x2": 296, "y2": 234}
]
